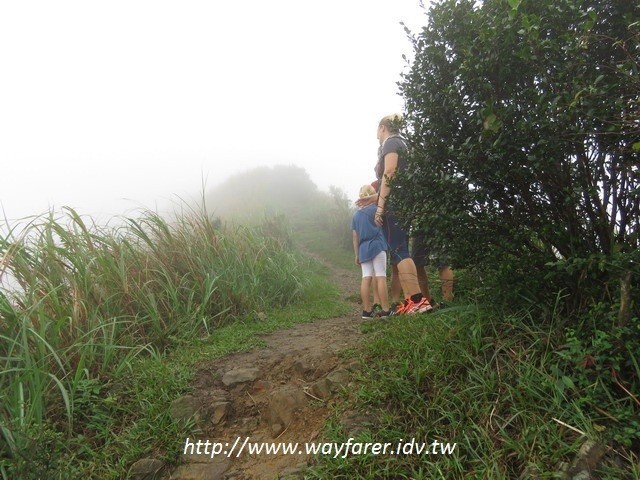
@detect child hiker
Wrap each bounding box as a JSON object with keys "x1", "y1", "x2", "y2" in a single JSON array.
[{"x1": 352, "y1": 184, "x2": 390, "y2": 318}]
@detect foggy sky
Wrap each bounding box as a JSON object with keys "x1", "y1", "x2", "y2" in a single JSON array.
[{"x1": 0, "y1": 0, "x2": 430, "y2": 225}]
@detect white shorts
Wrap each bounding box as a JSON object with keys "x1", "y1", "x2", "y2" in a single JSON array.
[{"x1": 361, "y1": 250, "x2": 387, "y2": 278}]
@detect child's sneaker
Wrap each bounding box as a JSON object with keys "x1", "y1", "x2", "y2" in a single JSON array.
[
  {"x1": 388, "y1": 302, "x2": 401, "y2": 316},
  {"x1": 377, "y1": 309, "x2": 391, "y2": 318},
  {"x1": 404, "y1": 297, "x2": 433, "y2": 314},
  {"x1": 362, "y1": 310, "x2": 373, "y2": 319}
]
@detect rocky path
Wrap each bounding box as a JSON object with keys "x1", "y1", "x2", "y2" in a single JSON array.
[{"x1": 130, "y1": 257, "x2": 365, "y2": 480}]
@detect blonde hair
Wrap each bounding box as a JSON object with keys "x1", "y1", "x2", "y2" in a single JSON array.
[
  {"x1": 379, "y1": 113, "x2": 403, "y2": 134},
  {"x1": 359, "y1": 184, "x2": 376, "y2": 198}
]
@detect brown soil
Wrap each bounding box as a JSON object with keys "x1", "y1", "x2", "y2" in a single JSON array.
[{"x1": 161, "y1": 257, "x2": 365, "y2": 480}]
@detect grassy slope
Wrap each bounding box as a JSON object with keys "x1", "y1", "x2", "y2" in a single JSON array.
[
  {"x1": 0, "y1": 194, "x2": 354, "y2": 479},
  {"x1": 306, "y1": 299, "x2": 640, "y2": 479},
  {"x1": 4, "y1": 184, "x2": 637, "y2": 479},
  {"x1": 74, "y1": 170, "x2": 356, "y2": 479},
  {"x1": 84, "y1": 215, "x2": 354, "y2": 479},
  {"x1": 63, "y1": 261, "x2": 350, "y2": 479}
]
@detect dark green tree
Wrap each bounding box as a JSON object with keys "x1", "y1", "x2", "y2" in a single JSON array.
[
  {"x1": 396, "y1": 0, "x2": 639, "y2": 315},
  {"x1": 396, "y1": 0, "x2": 640, "y2": 451}
]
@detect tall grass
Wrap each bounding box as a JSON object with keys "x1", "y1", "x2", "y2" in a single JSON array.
[
  {"x1": 308, "y1": 304, "x2": 639, "y2": 479},
  {"x1": 0, "y1": 205, "x2": 307, "y2": 475}
]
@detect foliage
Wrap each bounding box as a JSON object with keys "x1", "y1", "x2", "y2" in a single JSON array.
[
  {"x1": 0, "y1": 263, "x2": 349, "y2": 480},
  {"x1": 389, "y1": 0, "x2": 639, "y2": 464},
  {"x1": 556, "y1": 309, "x2": 640, "y2": 450},
  {"x1": 394, "y1": 0, "x2": 639, "y2": 315},
  {"x1": 309, "y1": 304, "x2": 639, "y2": 479},
  {"x1": 0, "y1": 204, "x2": 311, "y2": 478}
]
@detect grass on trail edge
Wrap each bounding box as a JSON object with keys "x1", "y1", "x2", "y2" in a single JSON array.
[
  {"x1": 3, "y1": 260, "x2": 351, "y2": 480},
  {"x1": 306, "y1": 305, "x2": 640, "y2": 480}
]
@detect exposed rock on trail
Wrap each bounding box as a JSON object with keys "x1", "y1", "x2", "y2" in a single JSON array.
[{"x1": 138, "y1": 261, "x2": 364, "y2": 480}]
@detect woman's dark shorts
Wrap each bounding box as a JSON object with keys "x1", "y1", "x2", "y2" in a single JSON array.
[{"x1": 411, "y1": 233, "x2": 450, "y2": 269}]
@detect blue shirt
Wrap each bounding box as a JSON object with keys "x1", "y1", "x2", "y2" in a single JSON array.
[{"x1": 351, "y1": 204, "x2": 388, "y2": 263}]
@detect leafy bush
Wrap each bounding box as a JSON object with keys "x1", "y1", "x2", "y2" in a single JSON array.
[
  {"x1": 380, "y1": 0, "x2": 640, "y2": 468},
  {"x1": 394, "y1": 0, "x2": 639, "y2": 316}
]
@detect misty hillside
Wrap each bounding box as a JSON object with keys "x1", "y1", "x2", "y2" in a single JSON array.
[
  {"x1": 205, "y1": 165, "x2": 343, "y2": 221},
  {"x1": 205, "y1": 164, "x2": 354, "y2": 258}
]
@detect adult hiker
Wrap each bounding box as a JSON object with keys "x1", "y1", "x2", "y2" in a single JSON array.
[{"x1": 356, "y1": 114, "x2": 432, "y2": 315}]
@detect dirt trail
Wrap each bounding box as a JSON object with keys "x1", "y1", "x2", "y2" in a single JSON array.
[{"x1": 159, "y1": 257, "x2": 364, "y2": 480}]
